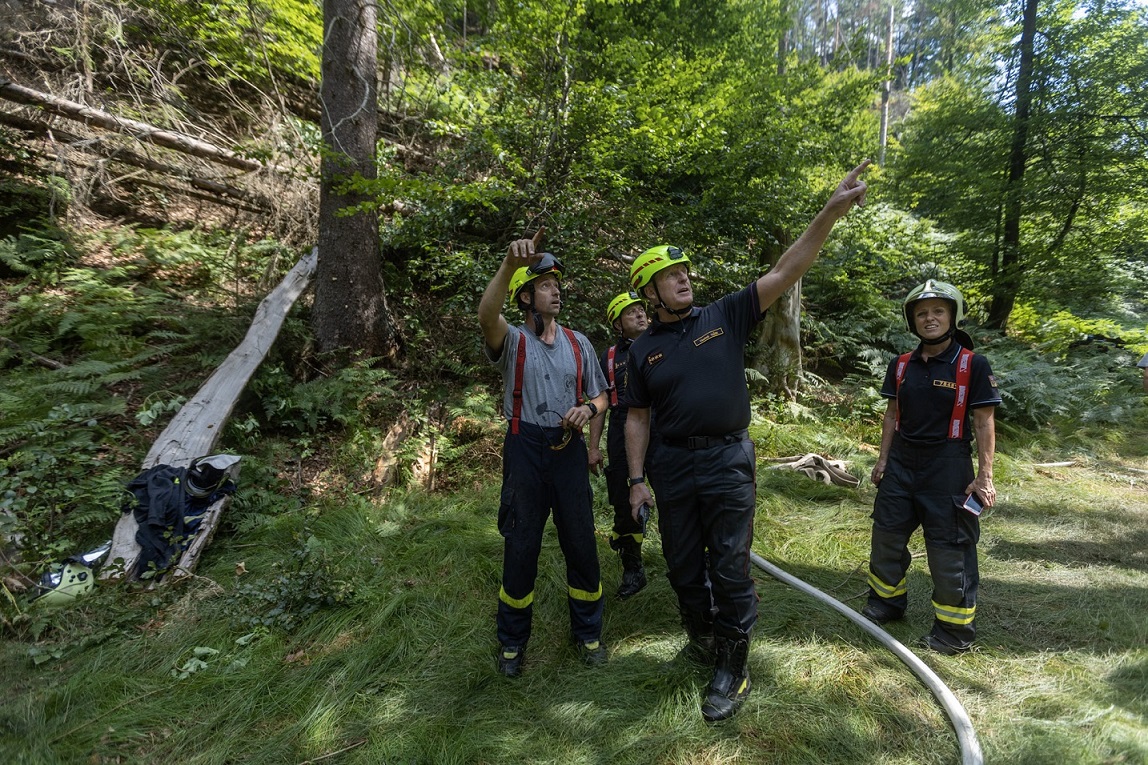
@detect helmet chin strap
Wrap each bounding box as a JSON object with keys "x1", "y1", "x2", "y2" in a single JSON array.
[
  {"x1": 919, "y1": 327, "x2": 956, "y2": 347},
  {"x1": 526, "y1": 290, "x2": 549, "y2": 336},
  {"x1": 653, "y1": 284, "x2": 692, "y2": 319}
]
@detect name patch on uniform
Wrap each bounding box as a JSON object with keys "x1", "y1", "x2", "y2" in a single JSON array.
[
  {"x1": 934, "y1": 380, "x2": 957, "y2": 390},
  {"x1": 646, "y1": 351, "x2": 664, "y2": 366},
  {"x1": 694, "y1": 328, "x2": 724, "y2": 347}
]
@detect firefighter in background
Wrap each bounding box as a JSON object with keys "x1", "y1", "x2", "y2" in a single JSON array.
[
  {"x1": 478, "y1": 233, "x2": 610, "y2": 677},
  {"x1": 866, "y1": 280, "x2": 1002, "y2": 655},
  {"x1": 589, "y1": 291, "x2": 651, "y2": 599}
]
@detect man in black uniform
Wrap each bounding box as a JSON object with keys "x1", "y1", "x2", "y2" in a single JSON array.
[
  {"x1": 589, "y1": 291, "x2": 650, "y2": 599},
  {"x1": 623, "y1": 160, "x2": 871, "y2": 722},
  {"x1": 866, "y1": 280, "x2": 1001, "y2": 655}
]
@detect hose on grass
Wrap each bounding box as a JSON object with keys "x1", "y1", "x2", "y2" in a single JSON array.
[{"x1": 749, "y1": 551, "x2": 984, "y2": 765}]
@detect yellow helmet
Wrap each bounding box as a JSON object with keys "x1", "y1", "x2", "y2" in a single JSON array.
[
  {"x1": 507, "y1": 253, "x2": 564, "y2": 307},
  {"x1": 629, "y1": 245, "x2": 690, "y2": 290},
  {"x1": 607, "y1": 291, "x2": 643, "y2": 325}
]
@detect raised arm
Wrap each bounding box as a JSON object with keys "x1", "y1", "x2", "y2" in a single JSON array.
[
  {"x1": 478, "y1": 230, "x2": 544, "y2": 354},
  {"x1": 756, "y1": 160, "x2": 870, "y2": 310}
]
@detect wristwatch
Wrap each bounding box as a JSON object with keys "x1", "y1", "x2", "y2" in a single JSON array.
[
  {"x1": 627, "y1": 475, "x2": 646, "y2": 487},
  {"x1": 584, "y1": 401, "x2": 599, "y2": 417}
]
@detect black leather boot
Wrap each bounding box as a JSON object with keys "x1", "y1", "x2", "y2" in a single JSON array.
[
  {"x1": 616, "y1": 539, "x2": 647, "y2": 599},
  {"x1": 679, "y1": 608, "x2": 717, "y2": 664},
  {"x1": 701, "y1": 637, "x2": 751, "y2": 722}
]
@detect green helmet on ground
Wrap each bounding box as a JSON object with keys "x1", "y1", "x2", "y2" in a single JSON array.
[
  {"x1": 34, "y1": 540, "x2": 111, "y2": 608},
  {"x1": 607, "y1": 291, "x2": 643, "y2": 325},
  {"x1": 629, "y1": 245, "x2": 690, "y2": 291},
  {"x1": 507, "y1": 253, "x2": 564, "y2": 308}
]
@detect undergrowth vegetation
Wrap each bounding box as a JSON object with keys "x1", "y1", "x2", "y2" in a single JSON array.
[{"x1": 1, "y1": 221, "x2": 1146, "y2": 763}]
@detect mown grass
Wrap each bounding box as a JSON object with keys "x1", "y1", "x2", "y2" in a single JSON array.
[{"x1": 3, "y1": 410, "x2": 1147, "y2": 764}]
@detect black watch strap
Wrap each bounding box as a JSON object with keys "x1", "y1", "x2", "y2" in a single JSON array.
[
  {"x1": 584, "y1": 401, "x2": 599, "y2": 417},
  {"x1": 627, "y1": 475, "x2": 646, "y2": 487}
]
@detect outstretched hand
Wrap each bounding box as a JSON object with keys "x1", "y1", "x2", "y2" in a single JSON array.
[
  {"x1": 824, "y1": 159, "x2": 871, "y2": 220},
  {"x1": 506, "y1": 226, "x2": 546, "y2": 270}
]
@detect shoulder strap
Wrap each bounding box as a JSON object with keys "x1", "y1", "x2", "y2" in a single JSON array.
[
  {"x1": 893, "y1": 352, "x2": 911, "y2": 432},
  {"x1": 562, "y1": 326, "x2": 583, "y2": 406},
  {"x1": 606, "y1": 345, "x2": 618, "y2": 407},
  {"x1": 948, "y1": 348, "x2": 974, "y2": 439},
  {"x1": 510, "y1": 332, "x2": 527, "y2": 434}
]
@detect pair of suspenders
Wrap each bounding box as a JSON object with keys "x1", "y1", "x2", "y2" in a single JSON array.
[
  {"x1": 894, "y1": 347, "x2": 974, "y2": 439},
  {"x1": 509, "y1": 327, "x2": 583, "y2": 435}
]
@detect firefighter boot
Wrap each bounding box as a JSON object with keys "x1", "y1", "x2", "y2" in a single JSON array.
[
  {"x1": 680, "y1": 608, "x2": 717, "y2": 664},
  {"x1": 616, "y1": 538, "x2": 647, "y2": 599},
  {"x1": 701, "y1": 637, "x2": 752, "y2": 722}
]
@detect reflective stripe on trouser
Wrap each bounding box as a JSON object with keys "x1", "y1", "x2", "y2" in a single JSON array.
[
  {"x1": 497, "y1": 423, "x2": 604, "y2": 647},
  {"x1": 869, "y1": 437, "x2": 980, "y2": 645},
  {"x1": 649, "y1": 436, "x2": 758, "y2": 639}
]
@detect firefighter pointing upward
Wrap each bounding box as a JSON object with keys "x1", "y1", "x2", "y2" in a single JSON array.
[
  {"x1": 864, "y1": 279, "x2": 1001, "y2": 655},
  {"x1": 622, "y1": 160, "x2": 871, "y2": 722},
  {"x1": 478, "y1": 231, "x2": 610, "y2": 677}
]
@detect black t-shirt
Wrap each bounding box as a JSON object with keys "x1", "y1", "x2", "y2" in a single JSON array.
[
  {"x1": 880, "y1": 342, "x2": 1002, "y2": 444},
  {"x1": 621, "y1": 284, "x2": 764, "y2": 439}
]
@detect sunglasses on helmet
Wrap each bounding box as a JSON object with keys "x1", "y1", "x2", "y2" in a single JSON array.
[{"x1": 528, "y1": 253, "x2": 564, "y2": 276}]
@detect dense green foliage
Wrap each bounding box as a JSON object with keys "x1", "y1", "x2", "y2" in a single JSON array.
[{"x1": 1, "y1": 1, "x2": 1148, "y2": 760}]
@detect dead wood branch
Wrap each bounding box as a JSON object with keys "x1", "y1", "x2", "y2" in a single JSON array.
[
  {"x1": 0, "y1": 77, "x2": 277, "y2": 174},
  {"x1": 0, "y1": 109, "x2": 271, "y2": 208},
  {"x1": 0, "y1": 336, "x2": 65, "y2": 369},
  {"x1": 103, "y1": 247, "x2": 318, "y2": 582}
]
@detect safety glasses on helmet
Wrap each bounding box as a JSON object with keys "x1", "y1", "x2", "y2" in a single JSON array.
[{"x1": 528, "y1": 253, "x2": 564, "y2": 277}]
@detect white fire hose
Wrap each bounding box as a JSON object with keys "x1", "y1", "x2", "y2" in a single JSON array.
[{"x1": 750, "y1": 551, "x2": 984, "y2": 765}]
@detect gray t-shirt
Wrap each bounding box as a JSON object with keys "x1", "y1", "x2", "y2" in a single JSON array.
[
  {"x1": 487, "y1": 323, "x2": 607, "y2": 427},
  {"x1": 1138, "y1": 351, "x2": 1148, "y2": 369}
]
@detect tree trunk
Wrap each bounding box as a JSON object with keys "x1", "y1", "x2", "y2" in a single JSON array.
[
  {"x1": 987, "y1": 0, "x2": 1039, "y2": 329},
  {"x1": 878, "y1": 3, "x2": 895, "y2": 166},
  {"x1": 753, "y1": 237, "x2": 802, "y2": 400},
  {"x1": 313, "y1": 0, "x2": 401, "y2": 362}
]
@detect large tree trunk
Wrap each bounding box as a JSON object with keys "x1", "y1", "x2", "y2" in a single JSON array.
[
  {"x1": 313, "y1": 0, "x2": 401, "y2": 362},
  {"x1": 987, "y1": 0, "x2": 1039, "y2": 329},
  {"x1": 753, "y1": 236, "x2": 802, "y2": 400}
]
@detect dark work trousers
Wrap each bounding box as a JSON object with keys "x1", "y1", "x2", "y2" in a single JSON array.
[
  {"x1": 868, "y1": 436, "x2": 980, "y2": 647},
  {"x1": 605, "y1": 413, "x2": 644, "y2": 547},
  {"x1": 648, "y1": 436, "x2": 759, "y2": 639},
  {"x1": 497, "y1": 422, "x2": 604, "y2": 648}
]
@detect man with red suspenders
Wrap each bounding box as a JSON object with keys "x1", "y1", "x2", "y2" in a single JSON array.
[
  {"x1": 866, "y1": 279, "x2": 1001, "y2": 655},
  {"x1": 589, "y1": 291, "x2": 651, "y2": 599},
  {"x1": 478, "y1": 232, "x2": 610, "y2": 677}
]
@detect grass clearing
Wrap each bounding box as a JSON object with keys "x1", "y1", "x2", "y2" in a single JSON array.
[{"x1": 3, "y1": 415, "x2": 1147, "y2": 764}]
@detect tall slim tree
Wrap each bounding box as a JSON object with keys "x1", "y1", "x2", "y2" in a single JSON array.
[
  {"x1": 313, "y1": 0, "x2": 400, "y2": 362},
  {"x1": 989, "y1": 0, "x2": 1039, "y2": 328}
]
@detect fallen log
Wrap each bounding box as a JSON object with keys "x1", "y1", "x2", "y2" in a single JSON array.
[
  {"x1": 103, "y1": 247, "x2": 318, "y2": 581},
  {"x1": 0, "y1": 109, "x2": 272, "y2": 208},
  {"x1": 0, "y1": 77, "x2": 273, "y2": 174}
]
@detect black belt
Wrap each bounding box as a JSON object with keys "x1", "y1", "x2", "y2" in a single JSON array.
[{"x1": 661, "y1": 430, "x2": 748, "y2": 450}]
